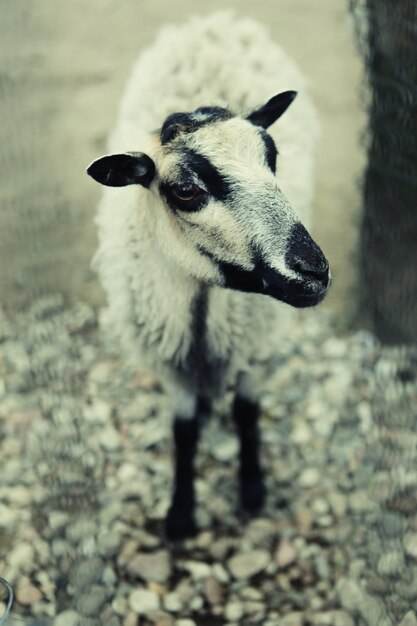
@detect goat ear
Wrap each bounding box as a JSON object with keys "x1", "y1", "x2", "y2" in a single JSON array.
[
  {"x1": 247, "y1": 91, "x2": 297, "y2": 129},
  {"x1": 86, "y1": 152, "x2": 155, "y2": 188}
]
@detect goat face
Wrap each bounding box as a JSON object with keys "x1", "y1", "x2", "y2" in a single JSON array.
[{"x1": 87, "y1": 92, "x2": 330, "y2": 308}]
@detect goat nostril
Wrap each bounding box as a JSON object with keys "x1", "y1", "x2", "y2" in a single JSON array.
[{"x1": 292, "y1": 257, "x2": 329, "y2": 284}]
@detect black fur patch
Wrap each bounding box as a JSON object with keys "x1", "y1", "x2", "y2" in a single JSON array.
[
  {"x1": 182, "y1": 148, "x2": 231, "y2": 202},
  {"x1": 186, "y1": 287, "x2": 209, "y2": 373},
  {"x1": 161, "y1": 106, "x2": 233, "y2": 144},
  {"x1": 160, "y1": 148, "x2": 231, "y2": 212},
  {"x1": 260, "y1": 132, "x2": 278, "y2": 173}
]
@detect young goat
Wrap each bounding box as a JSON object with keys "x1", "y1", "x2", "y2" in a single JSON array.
[{"x1": 87, "y1": 13, "x2": 330, "y2": 540}]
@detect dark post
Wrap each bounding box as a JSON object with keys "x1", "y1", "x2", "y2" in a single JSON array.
[{"x1": 356, "y1": 0, "x2": 417, "y2": 343}]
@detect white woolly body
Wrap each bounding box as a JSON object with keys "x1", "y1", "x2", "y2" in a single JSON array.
[{"x1": 93, "y1": 12, "x2": 319, "y2": 407}]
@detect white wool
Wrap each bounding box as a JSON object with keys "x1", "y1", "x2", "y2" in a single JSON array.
[{"x1": 93, "y1": 12, "x2": 319, "y2": 401}]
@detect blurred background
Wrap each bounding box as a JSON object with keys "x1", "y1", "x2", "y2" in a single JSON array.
[
  {"x1": 1, "y1": 2, "x2": 416, "y2": 626},
  {"x1": 0, "y1": 0, "x2": 364, "y2": 316}
]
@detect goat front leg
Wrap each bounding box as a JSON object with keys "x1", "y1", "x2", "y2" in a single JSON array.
[
  {"x1": 233, "y1": 371, "x2": 266, "y2": 513},
  {"x1": 165, "y1": 388, "x2": 210, "y2": 541}
]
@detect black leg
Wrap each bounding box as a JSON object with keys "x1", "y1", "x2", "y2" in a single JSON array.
[
  {"x1": 232, "y1": 394, "x2": 266, "y2": 513},
  {"x1": 165, "y1": 398, "x2": 210, "y2": 541}
]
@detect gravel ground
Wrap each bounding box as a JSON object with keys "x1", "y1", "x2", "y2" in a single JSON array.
[{"x1": 0, "y1": 294, "x2": 416, "y2": 626}]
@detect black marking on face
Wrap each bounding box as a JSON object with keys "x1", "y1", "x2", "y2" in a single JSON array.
[
  {"x1": 160, "y1": 147, "x2": 231, "y2": 213},
  {"x1": 260, "y1": 131, "x2": 278, "y2": 173},
  {"x1": 198, "y1": 246, "x2": 328, "y2": 308},
  {"x1": 161, "y1": 106, "x2": 233, "y2": 144},
  {"x1": 182, "y1": 148, "x2": 231, "y2": 202}
]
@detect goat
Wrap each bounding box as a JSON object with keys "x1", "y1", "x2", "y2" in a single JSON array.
[{"x1": 87, "y1": 12, "x2": 330, "y2": 540}]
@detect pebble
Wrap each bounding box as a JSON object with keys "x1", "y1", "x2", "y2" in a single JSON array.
[
  {"x1": 298, "y1": 467, "x2": 320, "y2": 488},
  {"x1": 0, "y1": 504, "x2": 19, "y2": 529},
  {"x1": 54, "y1": 610, "x2": 80, "y2": 626},
  {"x1": 275, "y1": 539, "x2": 297, "y2": 569},
  {"x1": 77, "y1": 587, "x2": 107, "y2": 617},
  {"x1": 280, "y1": 612, "x2": 303, "y2": 626},
  {"x1": 377, "y1": 551, "x2": 405, "y2": 577},
  {"x1": 181, "y1": 560, "x2": 211, "y2": 580},
  {"x1": 203, "y1": 577, "x2": 224, "y2": 605},
  {"x1": 227, "y1": 550, "x2": 270, "y2": 579},
  {"x1": 163, "y1": 592, "x2": 182, "y2": 612},
  {"x1": 210, "y1": 435, "x2": 239, "y2": 462},
  {"x1": 399, "y1": 612, "x2": 417, "y2": 626},
  {"x1": 69, "y1": 557, "x2": 104, "y2": 587},
  {"x1": 127, "y1": 550, "x2": 171, "y2": 583},
  {"x1": 404, "y1": 532, "x2": 417, "y2": 559},
  {"x1": 224, "y1": 601, "x2": 244, "y2": 621},
  {"x1": 7, "y1": 542, "x2": 35, "y2": 573},
  {"x1": 129, "y1": 589, "x2": 160, "y2": 614},
  {"x1": 15, "y1": 581, "x2": 43, "y2": 605}
]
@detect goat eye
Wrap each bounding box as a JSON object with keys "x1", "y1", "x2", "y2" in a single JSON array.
[{"x1": 171, "y1": 184, "x2": 200, "y2": 201}]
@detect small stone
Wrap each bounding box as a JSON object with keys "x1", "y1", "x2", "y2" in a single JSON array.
[
  {"x1": 98, "y1": 531, "x2": 122, "y2": 558},
  {"x1": 298, "y1": 467, "x2": 320, "y2": 488},
  {"x1": 127, "y1": 551, "x2": 171, "y2": 584},
  {"x1": 377, "y1": 551, "x2": 405, "y2": 577},
  {"x1": 103, "y1": 566, "x2": 117, "y2": 586},
  {"x1": 227, "y1": 550, "x2": 269, "y2": 579},
  {"x1": 54, "y1": 609, "x2": 80, "y2": 626},
  {"x1": 404, "y1": 532, "x2": 417, "y2": 559},
  {"x1": 328, "y1": 492, "x2": 347, "y2": 518},
  {"x1": 69, "y1": 558, "x2": 104, "y2": 587},
  {"x1": 189, "y1": 596, "x2": 203, "y2": 611},
  {"x1": 210, "y1": 538, "x2": 232, "y2": 560},
  {"x1": 181, "y1": 560, "x2": 211, "y2": 580},
  {"x1": 212, "y1": 563, "x2": 229, "y2": 583},
  {"x1": 129, "y1": 589, "x2": 160, "y2": 614},
  {"x1": 84, "y1": 399, "x2": 111, "y2": 423},
  {"x1": 16, "y1": 582, "x2": 42, "y2": 605},
  {"x1": 77, "y1": 587, "x2": 107, "y2": 617},
  {"x1": 349, "y1": 490, "x2": 371, "y2": 513},
  {"x1": 211, "y1": 435, "x2": 238, "y2": 462},
  {"x1": 280, "y1": 612, "x2": 303, "y2": 626},
  {"x1": 275, "y1": 539, "x2": 297, "y2": 569},
  {"x1": 245, "y1": 518, "x2": 277, "y2": 547},
  {"x1": 224, "y1": 601, "x2": 244, "y2": 621},
  {"x1": 291, "y1": 422, "x2": 311, "y2": 444},
  {"x1": 112, "y1": 596, "x2": 128, "y2": 616},
  {"x1": 203, "y1": 577, "x2": 223, "y2": 605},
  {"x1": 6, "y1": 486, "x2": 32, "y2": 506},
  {"x1": 123, "y1": 611, "x2": 138, "y2": 626},
  {"x1": 163, "y1": 592, "x2": 182, "y2": 612},
  {"x1": 48, "y1": 511, "x2": 70, "y2": 531},
  {"x1": 175, "y1": 620, "x2": 196, "y2": 626},
  {"x1": 0, "y1": 504, "x2": 19, "y2": 529},
  {"x1": 337, "y1": 578, "x2": 391, "y2": 626},
  {"x1": 398, "y1": 611, "x2": 417, "y2": 626},
  {"x1": 310, "y1": 611, "x2": 354, "y2": 626},
  {"x1": 99, "y1": 426, "x2": 121, "y2": 451},
  {"x1": 7, "y1": 543, "x2": 35, "y2": 573},
  {"x1": 379, "y1": 512, "x2": 403, "y2": 538}
]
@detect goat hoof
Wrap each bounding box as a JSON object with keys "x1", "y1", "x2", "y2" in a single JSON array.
[
  {"x1": 165, "y1": 505, "x2": 197, "y2": 541},
  {"x1": 241, "y1": 478, "x2": 266, "y2": 513}
]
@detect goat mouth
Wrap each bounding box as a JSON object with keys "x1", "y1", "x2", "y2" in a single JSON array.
[
  {"x1": 217, "y1": 257, "x2": 330, "y2": 308},
  {"x1": 261, "y1": 276, "x2": 329, "y2": 308}
]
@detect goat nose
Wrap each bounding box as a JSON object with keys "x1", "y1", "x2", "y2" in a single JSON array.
[{"x1": 286, "y1": 223, "x2": 329, "y2": 286}]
